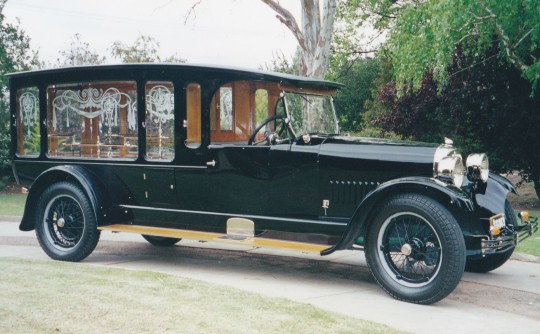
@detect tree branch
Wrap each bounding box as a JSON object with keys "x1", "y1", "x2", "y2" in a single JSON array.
[
  {"x1": 483, "y1": 5, "x2": 529, "y2": 72},
  {"x1": 514, "y1": 27, "x2": 534, "y2": 49},
  {"x1": 184, "y1": 0, "x2": 203, "y2": 25},
  {"x1": 260, "y1": 0, "x2": 307, "y2": 52}
]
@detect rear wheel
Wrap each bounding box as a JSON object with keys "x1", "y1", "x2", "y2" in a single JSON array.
[
  {"x1": 365, "y1": 193, "x2": 466, "y2": 304},
  {"x1": 35, "y1": 182, "x2": 100, "y2": 262},
  {"x1": 142, "y1": 235, "x2": 181, "y2": 247}
]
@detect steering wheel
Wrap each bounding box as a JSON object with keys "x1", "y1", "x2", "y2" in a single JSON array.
[{"x1": 248, "y1": 114, "x2": 287, "y2": 145}]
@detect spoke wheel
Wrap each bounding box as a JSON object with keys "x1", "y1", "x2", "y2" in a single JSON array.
[
  {"x1": 378, "y1": 212, "x2": 442, "y2": 287},
  {"x1": 44, "y1": 195, "x2": 86, "y2": 249},
  {"x1": 35, "y1": 182, "x2": 100, "y2": 262},
  {"x1": 365, "y1": 194, "x2": 465, "y2": 304}
]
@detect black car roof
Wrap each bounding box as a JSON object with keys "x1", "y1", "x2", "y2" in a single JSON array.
[{"x1": 7, "y1": 63, "x2": 343, "y2": 89}]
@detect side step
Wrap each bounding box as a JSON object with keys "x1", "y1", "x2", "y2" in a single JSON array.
[{"x1": 98, "y1": 224, "x2": 328, "y2": 253}]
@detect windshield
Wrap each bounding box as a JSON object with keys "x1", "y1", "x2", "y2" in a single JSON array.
[{"x1": 281, "y1": 92, "x2": 339, "y2": 136}]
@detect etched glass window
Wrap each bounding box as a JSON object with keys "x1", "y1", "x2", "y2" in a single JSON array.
[
  {"x1": 47, "y1": 81, "x2": 138, "y2": 159},
  {"x1": 219, "y1": 86, "x2": 233, "y2": 131},
  {"x1": 16, "y1": 87, "x2": 40, "y2": 157},
  {"x1": 145, "y1": 82, "x2": 174, "y2": 161}
]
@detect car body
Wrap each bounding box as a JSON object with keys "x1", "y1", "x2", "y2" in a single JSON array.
[{"x1": 8, "y1": 64, "x2": 538, "y2": 304}]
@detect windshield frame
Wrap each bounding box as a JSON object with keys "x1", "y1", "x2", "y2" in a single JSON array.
[{"x1": 281, "y1": 91, "x2": 340, "y2": 137}]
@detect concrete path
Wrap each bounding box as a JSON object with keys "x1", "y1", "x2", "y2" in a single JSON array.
[{"x1": 1, "y1": 219, "x2": 539, "y2": 334}]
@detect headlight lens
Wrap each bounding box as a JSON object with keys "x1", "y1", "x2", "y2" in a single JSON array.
[
  {"x1": 437, "y1": 155, "x2": 465, "y2": 187},
  {"x1": 466, "y1": 153, "x2": 489, "y2": 183}
]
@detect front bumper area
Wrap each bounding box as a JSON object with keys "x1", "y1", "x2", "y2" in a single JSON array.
[{"x1": 481, "y1": 218, "x2": 538, "y2": 255}]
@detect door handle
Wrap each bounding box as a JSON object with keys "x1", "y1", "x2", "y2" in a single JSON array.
[{"x1": 206, "y1": 160, "x2": 216, "y2": 167}]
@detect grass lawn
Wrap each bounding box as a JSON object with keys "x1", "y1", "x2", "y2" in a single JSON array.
[
  {"x1": 0, "y1": 194, "x2": 27, "y2": 216},
  {"x1": 515, "y1": 210, "x2": 540, "y2": 257},
  {"x1": 0, "y1": 257, "x2": 404, "y2": 334}
]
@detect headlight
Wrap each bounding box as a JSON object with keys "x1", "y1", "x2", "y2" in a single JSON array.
[
  {"x1": 437, "y1": 155, "x2": 465, "y2": 187},
  {"x1": 466, "y1": 153, "x2": 489, "y2": 183}
]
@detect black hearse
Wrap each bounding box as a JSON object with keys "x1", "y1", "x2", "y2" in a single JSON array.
[{"x1": 8, "y1": 64, "x2": 537, "y2": 304}]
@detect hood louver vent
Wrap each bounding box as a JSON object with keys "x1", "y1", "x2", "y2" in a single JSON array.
[{"x1": 329, "y1": 180, "x2": 379, "y2": 205}]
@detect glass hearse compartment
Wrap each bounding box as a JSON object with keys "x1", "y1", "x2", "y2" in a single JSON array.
[{"x1": 9, "y1": 64, "x2": 537, "y2": 305}]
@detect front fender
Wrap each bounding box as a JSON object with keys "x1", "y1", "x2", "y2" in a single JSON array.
[
  {"x1": 321, "y1": 177, "x2": 474, "y2": 255},
  {"x1": 474, "y1": 173, "x2": 515, "y2": 214},
  {"x1": 19, "y1": 165, "x2": 109, "y2": 231}
]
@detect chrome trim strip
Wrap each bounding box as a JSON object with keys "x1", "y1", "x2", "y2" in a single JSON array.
[
  {"x1": 119, "y1": 204, "x2": 348, "y2": 227},
  {"x1": 481, "y1": 235, "x2": 516, "y2": 255},
  {"x1": 13, "y1": 159, "x2": 206, "y2": 169},
  {"x1": 480, "y1": 220, "x2": 538, "y2": 254}
]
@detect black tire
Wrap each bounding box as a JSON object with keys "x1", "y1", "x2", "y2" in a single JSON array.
[
  {"x1": 364, "y1": 193, "x2": 466, "y2": 304},
  {"x1": 142, "y1": 235, "x2": 181, "y2": 247},
  {"x1": 465, "y1": 200, "x2": 516, "y2": 273},
  {"x1": 35, "y1": 181, "x2": 100, "y2": 262}
]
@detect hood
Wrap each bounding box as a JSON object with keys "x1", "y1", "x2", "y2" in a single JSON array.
[{"x1": 319, "y1": 136, "x2": 438, "y2": 165}]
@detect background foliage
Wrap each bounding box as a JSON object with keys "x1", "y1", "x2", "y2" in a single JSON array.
[
  {"x1": 1, "y1": 0, "x2": 540, "y2": 198},
  {"x1": 0, "y1": 0, "x2": 38, "y2": 175}
]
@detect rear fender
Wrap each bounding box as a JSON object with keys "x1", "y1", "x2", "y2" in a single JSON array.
[
  {"x1": 19, "y1": 165, "x2": 109, "y2": 231},
  {"x1": 321, "y1": 177, "x2": 474, "y2": 255}
]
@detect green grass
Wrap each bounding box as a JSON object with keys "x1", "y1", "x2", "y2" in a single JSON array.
[
  {"x1": 516, "y1": 236, "x2": 540, "y2": 257},
  {"x1": 0, "y1": 194, "x2": 27, "y2": 216},
  {"x1": 515, "y1": 210, "x2": 540, "y2": 257},
  {"x1": 0, "y1": 257, "x2": 404, "y2": 334}
]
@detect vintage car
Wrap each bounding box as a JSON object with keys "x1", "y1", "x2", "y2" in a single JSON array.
[{"x1": 8, "y1": 64, "x2": 538, "y2": 304}]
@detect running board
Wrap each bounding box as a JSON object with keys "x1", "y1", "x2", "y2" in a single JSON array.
[{"x1": 98, "y1": 224, "x2": 328, "y2": 253}]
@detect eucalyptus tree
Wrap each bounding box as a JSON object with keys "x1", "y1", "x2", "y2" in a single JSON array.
[{"x1": 187, "y1": 0, "x2": 337, "y2": 79}]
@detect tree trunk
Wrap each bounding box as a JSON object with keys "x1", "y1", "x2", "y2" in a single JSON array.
[{"x1": 260, "y1": 0, "x2": 337, "y2": 79}]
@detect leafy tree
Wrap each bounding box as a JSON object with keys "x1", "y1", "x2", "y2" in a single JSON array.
[
  {"x1": 329, "y1": 57, "x2": 380, "y2": 132},
  {"x1": 385, "y1": 0, "x2": 540, "y2": 91},
  {"x1": 332, "y1": 0, "x2": 395, "y2": 62},
  {"x1": 0, "y1": 0, "x2": 38, "y2": 174},
  {"x1": 110, "y1": 35, "x2": 186, "y2": 63},
  {"x1": 56, "y1": 33, "x2": 105, "y2": 66},
  {"x1": 372, "y1": 45, "x2": 540, "y2": 196}
]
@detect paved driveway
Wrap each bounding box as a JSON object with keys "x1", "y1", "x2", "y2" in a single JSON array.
[{"x1": 1, "y1": 219, "x2": 539, "y2": 333}]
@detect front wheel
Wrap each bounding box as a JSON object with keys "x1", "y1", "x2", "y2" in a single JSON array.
[
  {"x1": 365, "y1": 194, "x2": 466, "y2": 304},
  {"x1": 35, "y1": 181, "x2": 100, "y2": 262}
]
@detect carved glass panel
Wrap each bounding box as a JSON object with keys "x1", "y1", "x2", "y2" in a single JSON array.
[
  {"x1": 145, "y1": 82, "x2": 174, "y2": 161},
  {"x1": 47, "y1": 81, "x2": 138, "y2": 159},
  {"x1": 16, "y1": 87, "x2": 40, "y2": 157},
  {"x1": 219, "y1": 86, "x2": 233, "y2": 131}
]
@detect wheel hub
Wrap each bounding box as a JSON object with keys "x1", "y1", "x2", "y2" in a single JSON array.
[
  {"x1": 401, "y1": 243, "x2": 413, "y2": 256},
  {"x1": 57, "y1": 217, "x2": 65, "y2": 227}
]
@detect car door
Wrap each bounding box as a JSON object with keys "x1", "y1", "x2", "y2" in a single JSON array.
[{"x1": 205, "y1": 144, "x2": 271, "y2": 215}]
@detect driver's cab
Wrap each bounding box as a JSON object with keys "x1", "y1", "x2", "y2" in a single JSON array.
[
  {"x1": 203, "y1": 79, "x2": 340, "y2": 219},
  {"x1": 208, "y1": 81, "x2": 283, "y2": 145},
  {"x1": 207, "y1": 80, "x2": 339, "y2": 146}
]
